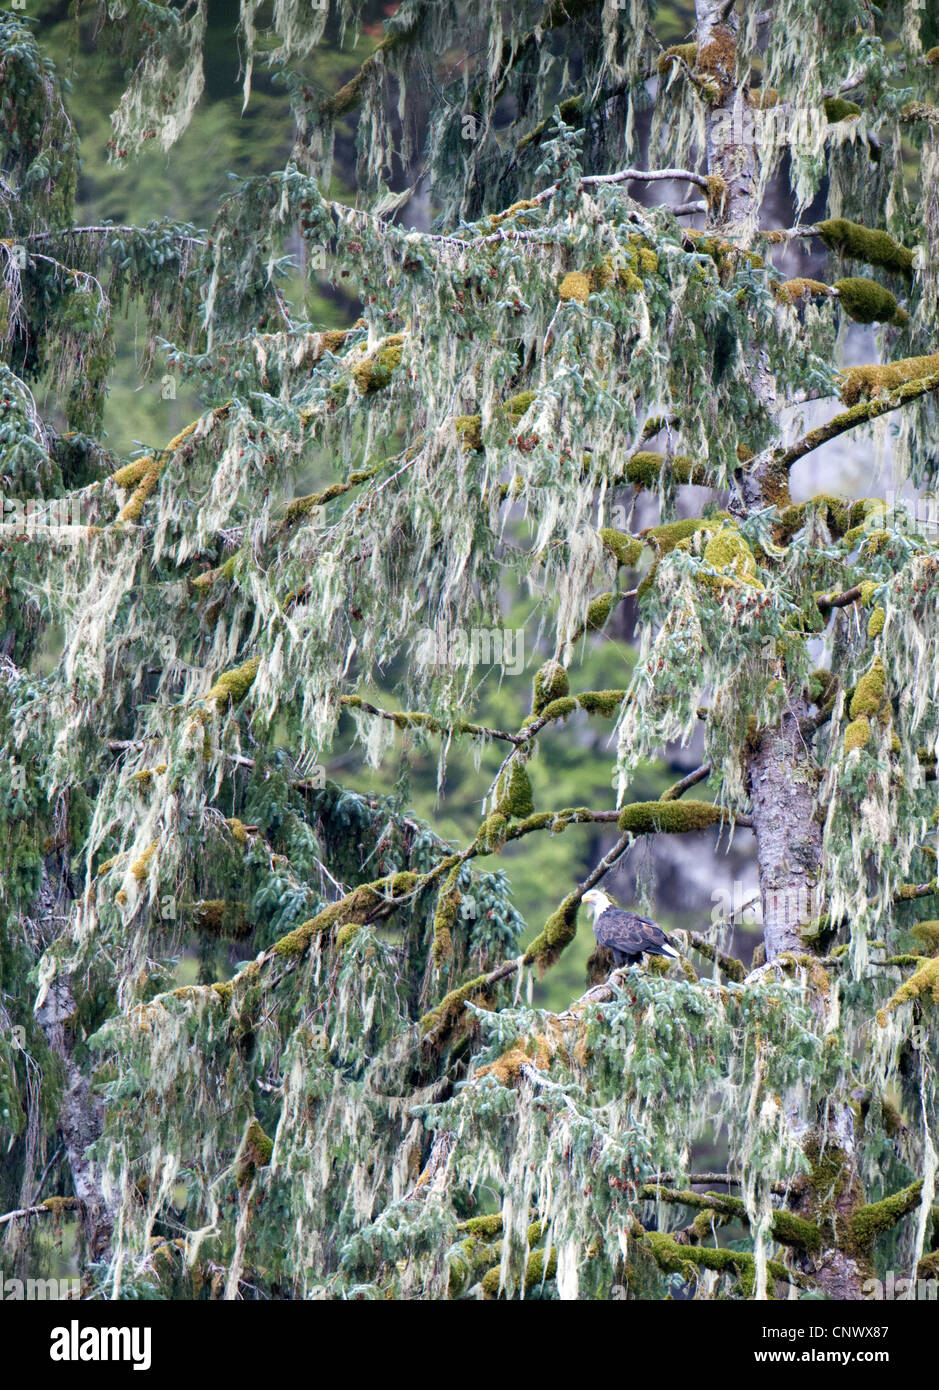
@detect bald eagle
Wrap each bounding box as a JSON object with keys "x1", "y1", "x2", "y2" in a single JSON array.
[{"x1": 581, "y1": 889, "x2": 680, "y2": 966}]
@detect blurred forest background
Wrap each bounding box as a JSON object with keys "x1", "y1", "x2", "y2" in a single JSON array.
[{"x1": 29, "y1": 0, "x2": 884, "y2": 1008}]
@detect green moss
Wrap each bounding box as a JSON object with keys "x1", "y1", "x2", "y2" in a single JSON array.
[
  {"x1": 643, "y1": 515, "x2": 726, "y2": 554},
  {"x1": 269, "y1": 877, "x2": 405, "y2": 958},
  {"x1": 877, "y1": 956, "x2": 939, "y2": 1026},
  {"x1": 925, "y1": 46, "x2": 939, "y2": 65},
  {"x1": 479, "y1": 810, "x2": 509, "y2": 853},
  {"x1": 204, "y1": 656, "x2": 261, "y2": 708},
  {"x1": 840, "y1": 354, "x2": 939, "y2": 405},
  {"x1": 237, "y1": 1118, "x2": 274, "y2": 1186},
  {"x1": 522, "y1": 1246, "x2": 557, "y2": 1290},
  {"x1": 351, "y1": 334, "x2": 405, "y2": 394},
  {"x1": 617, "y1": 800, "x2": 723, "y2": 834},
  {"x1": 130, "y1": 841, "x2": 158, "y2": 881},
  {"x1": 540, "y1": 696, "x2": 578, "y2": 721},
  {"x1": 818, "y1": 218, "x2": 914, "y2": 278},
  {"x1": 558, "y1": 271, "x2": 591, "y2": 304},
  {"x1": 624, "y1": 452, "x2": 705, "y2": 488},
  {"x1": 770, "y1": 1209, "x2": 822, "y2": 1251},
  {"x1": 867, "y1": 606, "x2": 885, "y2": 639},
  {"x1": 702, "y1": 527, "x2": 760, "y2": 586},
  {"x1": 657, "y1": 42, "x2": 697, "y2": 73},
  {"x1": 431, "y1": 868, "x2": 461, "y2": 967},
  {"x1": 497, "y1": 761, "x2": 535, "y2": 818},
  {"x1": 850, "y1": 1182, "x2": 923, "y2": 1252},
  {"x1": 849, "y1": 657, "x2": 887, "y2": 719},
  {"x1": 777, "y1": 494, "x2": 850, "y2": 542},
  {"x1": 911, "y1": 921, "x2": 939, "y2": 956},
  {"x1": 844, "y1": 716, "x2": 872, "y2": 752},
  {"x1": 504, "y1": 390, "x2": 536, "y2": 419},
  {"x1": 576, "y1": 689, "x2": 625, "y2": 717},
  {"x1": 599, "y1": 528, "x2": 642, "y2": 568},
  {"x1": 531, "y1": 659, "x2": 569, "y2": 716},
  {"x1": 457, "y1": 1214, "x2": 504, "y2": 1238},
  {"x1": 453, "y1": 414, "x2": 482, "y2": 451},
  {"x1": 824, "y1": 97, "x2": 861, "y2": 122},
  {"x1": 419, "y1": 971, "x2": 491, "y2": 1036},
  {"x1": 524, "y1": 893, "x2": 579, "y2": 967},
  {"x1": 584, "y1": 592, "x2": 617, "y2": 631},
  {"x1": 191, "y1": 900, "x2": 249, "y2": 938},
  {"x1": 834, "y1": 277, "x2": 905, "y2": 326}
]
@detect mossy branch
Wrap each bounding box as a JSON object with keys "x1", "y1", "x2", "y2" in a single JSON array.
[
  {"x1": 850, "y1": 1182, "x2": 923, "y2": 1251},
  {"x1": 775, "y1": 372, "x2": 939, "y2": 472},
  {"x1": 641, "y1": 1184, "x2": 821, "y2": 1250}
]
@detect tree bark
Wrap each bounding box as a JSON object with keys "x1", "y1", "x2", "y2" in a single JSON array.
[{"x1": 32, "y1": 862, "x2": 114, "y2": 1262}]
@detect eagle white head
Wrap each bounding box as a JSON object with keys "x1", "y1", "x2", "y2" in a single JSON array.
[{"x1": 581, "y1": 888, "x2": 614, "y2": 921}]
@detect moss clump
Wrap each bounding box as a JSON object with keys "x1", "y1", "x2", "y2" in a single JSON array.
[
  {"x1": 618, "y1": 800, "x2": 723, "y2": 834},
  {"x1": 453, "y1": 414, "x2": 482, "y2": 450},
  {"x1": 818, "y1": 218, "x2": 914, "y2": 278},
  {"x1": 643, "y1": 515, "x2": 727, "y2": 554},
  {"x1": 779, "y1": 493, "x2": 852, "y2": 539},
  {"x1": 130, "y1": 764, "x2": 167, "y2": 788},
  {"x1": 458, "y1": 1214, "x2": 504, "y2": 1238},
  {"x1": 237, "y1": 1119, "x2": 274, "y2": 1187},
  {"x1": 824, "y1": 97, "x2": 862, "y2": 122},
  {"x1": 911, "y1": 921, "x2": 939, "y2": 956},
  {"x1": 226, "y1": 817, "x2": 249, "y2": 845},
  {"x1": 479, "y1": 810, "x2": 509, "y2": 853},
  {"x1": 419, "y1": 971, "x2": 492, "y2": 1036},
  {"x1": 350, "y1": 334, "x2": 405, "y2": 394},
  {"x1": 599, "y1": 528, "x2": 642, "y2": 568},
  {"x1": 849, "y1": 1183, "x2": 923, "y2": 1252},
  {"x1": 270, "y1": 877, "x2": 402, "y2": 958},
  {"x1": 130, "y1": 841, "x2": 158, "y2": 881},
  {"x1": 531, "y1": 659, "x2": 569, "y2": 716},
  {"x1": 777, "y1": 277, "x2": 831, "y2": 303},
  {"x1": 624, "y1": 451, "x2": 705, "y2": 488},
  {"x1": 577, "y1": 689, "x2": 625, "y2": 717},
  {"x1": 834, "y1": 277, "x2": 906, "y2": 326},
  {"x1": 702, "y1": 527, "x2": 761, "y2": 587},
  {"x1": 496, "y1": 761, "x2": 535, "y2": 819},
  {"x1": 431, "y1": 867, "x2": 462, "y2": 967},
  {"x1": 657, "y1": 42, "x2": 697, "y2": 73},
  {"x1": 577, "y1": 592, "x2": 618, "y2": 634},
  {"x1": 840, "y1": 353, "x2": 939, "y2": 405},
  {"x1": 867, "y1": 606, "x2": 885, "y2": 639},
  {"x1": 844, "y1": 717, "x2": 871, "y2": 752},
  {"x1": 504, "y1": 390, "x2": 536, "y2": 419},
  {"x1": 558, "y1": 271, "x2": 592, "y2": 305},
  {"x1": 524, "y1": 893, "x2": 579, "y2": 968},
  {"x1": 877, "y1": 957, "x2": 939, "y2": 1026},
  {"x1": 925, "y1": 46, "x2": 939, "y2": 64},
  {"x1": 849, "y1": 656, "x2": 887, "y2": 719},
  {"x1": 335, "y1": 921, "x2": 363, "y2": 947},
  {"x1": 204, "y1": 656, "x2": 261, "y2": 708},
  {"x1": 191, "y1": 900, "x2": 249, "y2": 938},
  {"x1": 540, "y1": 696, "x2": 577, "y2": 721}
]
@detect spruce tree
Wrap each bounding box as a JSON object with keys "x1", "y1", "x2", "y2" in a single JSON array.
[{"x1": 1, "y1": 0, "x2": 938, "y2": 1301}]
